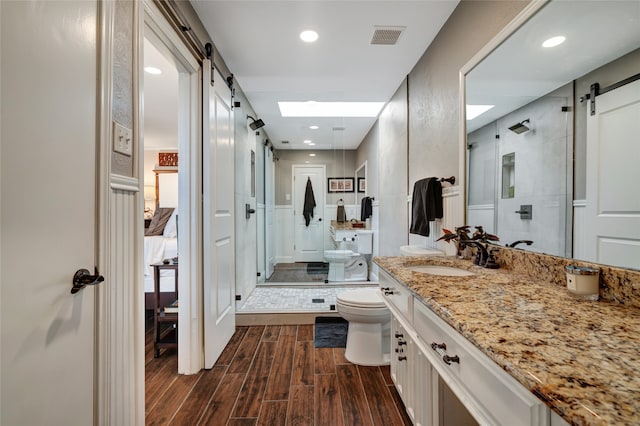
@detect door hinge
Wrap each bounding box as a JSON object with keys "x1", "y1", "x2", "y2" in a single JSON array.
[
  {"x1": 235, "y1": 295, "x2": 241, "y2": 301},
  {"x1": 257, "y1": 272, "x2": 261, "y2": 277}
]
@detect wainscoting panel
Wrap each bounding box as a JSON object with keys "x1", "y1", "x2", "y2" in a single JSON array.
[
  {"x1": 98, "y1": 184, "x2": 143, "y2": 426},
  {"x1": 406, "y1": 186, "x2": 462, "y2": 256},
  {"x1": 440, "y1": 186, "x2": 463, "y2": 255}
]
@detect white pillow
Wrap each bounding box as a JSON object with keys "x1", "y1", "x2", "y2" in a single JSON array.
[{"x1": 163, "y1": 210, "x2": 177, "y2": 238}]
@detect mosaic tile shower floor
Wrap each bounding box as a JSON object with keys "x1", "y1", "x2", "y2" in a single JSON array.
[{"x1": 237, "y1": 285, "x2": 376, "y2": 313}]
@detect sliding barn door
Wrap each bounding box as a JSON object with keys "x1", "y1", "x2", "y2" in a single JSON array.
[
  {"x1": 585, "y1": 78, "x2": 640, "y2": 269},
  {"x1": 202, "y1": 61, "x2": 236, "y2": 367}
]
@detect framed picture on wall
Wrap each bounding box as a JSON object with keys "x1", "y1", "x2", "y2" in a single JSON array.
[
  {"x1": 327, "y1": 177, "x2": 354, "y2": 193},
  {"x1": 357, "y1": 178, "x2": 366, "y2": 193}
]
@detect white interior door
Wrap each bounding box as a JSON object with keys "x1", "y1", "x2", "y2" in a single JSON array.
[
  {"x1": 203, "y1": 63, "x2": 236, "y2": 368},
  {"x1": 1, "y1": 1, "x2": 97, "y2": 423},
  {"x1": 585, "y1": 78, "x2": 640, "y2": 268},
  {"x1": 293, "y1": 165, "x2": 326, "y2": 262}
]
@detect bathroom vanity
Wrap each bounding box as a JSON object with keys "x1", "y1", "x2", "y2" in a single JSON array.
[{"x1": 375, "y1": 255, "x2": 640, "y2": 425}]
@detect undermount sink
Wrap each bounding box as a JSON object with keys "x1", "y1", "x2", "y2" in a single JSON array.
[{"x1": 408, "y1": 265, "x2": 475, "y2": 277}]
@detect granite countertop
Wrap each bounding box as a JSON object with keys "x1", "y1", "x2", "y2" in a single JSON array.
[{"x1": 374, "y1": 255, "x2": 640, "y2": 426}]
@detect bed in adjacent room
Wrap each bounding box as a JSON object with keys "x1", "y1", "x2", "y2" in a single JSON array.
[{"x1": 144, "y1": 207, "x2": 178, "y2": 310}]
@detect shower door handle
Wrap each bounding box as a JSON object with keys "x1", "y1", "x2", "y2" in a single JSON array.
[{"x1": 245, "y1": 203, "x2": 256, "y2": 219}]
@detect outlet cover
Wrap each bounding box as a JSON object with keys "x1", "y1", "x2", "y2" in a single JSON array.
[{"x1": 113, "y1": 121, "x2": 133, "y2": 156}]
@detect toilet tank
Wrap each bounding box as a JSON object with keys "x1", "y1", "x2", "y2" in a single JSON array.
[{"x1": 355, "y1": 230, "x2": 373, "y2": 254}]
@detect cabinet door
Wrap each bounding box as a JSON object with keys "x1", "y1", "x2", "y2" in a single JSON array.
[
  {"x1": 390, "y1": 317, "x2": 413, "y2": 418},
  {"x1": 413, "y1": 345, "x2": 436, "y2": 426}
]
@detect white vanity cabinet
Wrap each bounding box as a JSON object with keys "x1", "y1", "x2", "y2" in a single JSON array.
[
  {"x1": 380, "y1": 270, "x2": 551, "y2": 426},
  {"x1": 391, "y1": 314, "x2": 436, "y2": 426}
]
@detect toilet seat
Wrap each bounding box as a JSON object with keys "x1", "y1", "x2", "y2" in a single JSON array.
[{"x1": 337, "y1": 288, "x2": 385, "y2": 308}]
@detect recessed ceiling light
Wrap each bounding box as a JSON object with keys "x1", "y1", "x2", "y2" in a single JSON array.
[
  {"x1": 309, "y1": 125, "x2": 319, "y2": 130},
  {"x1": 309, "y1": 153, "x2": 316, "y2": 157},
  {"x1": 144, "y1": 66, "x2": 162, "y2": 75},
  {"x1": 278, "y1": 101, "x2": 385, "y2": 117},
  {"x1": 308, "y1": 142, "x2": 315, "y2": 146},
  {"x1": 304, "y1": 140, "x2": 312, "y2": 144},
  {"x1": 466, "y1": 104, "x2": 495, "y2": 120},
  {"x1": 300, "y1": 30, "x2": 318, "y2": 43},
  {"x1": 542, "y1": 36, "x2": 566, "y2": 48}
]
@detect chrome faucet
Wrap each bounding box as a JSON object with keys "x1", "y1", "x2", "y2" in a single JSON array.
[{"x1": 507, "y1": 240, "x2": 533, "y2": 248}]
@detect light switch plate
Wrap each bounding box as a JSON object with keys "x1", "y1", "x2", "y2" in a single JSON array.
[{"x1": 113, "y1": 121, "x2": 133, "y2": 156}]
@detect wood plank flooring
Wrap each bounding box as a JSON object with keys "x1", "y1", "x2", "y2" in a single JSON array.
[{"x1": 146, "y1": 324, "x2": 412, "y2": 425}]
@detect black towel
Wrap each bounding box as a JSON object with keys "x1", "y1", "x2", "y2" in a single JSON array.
[
  {"x1": 410, "y1": 178, "x2": 443, "y2": 237},
  {"x1": 360, "y1": 196, "x2": 372, "y2": 221},
  {"x1": 303, "y1": 177, "x2": 316, "y2": 227}
]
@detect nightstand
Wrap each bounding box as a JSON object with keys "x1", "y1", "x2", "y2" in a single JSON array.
[{"x1": 151, "y1": 262, "x2": 178, "y2": 357}]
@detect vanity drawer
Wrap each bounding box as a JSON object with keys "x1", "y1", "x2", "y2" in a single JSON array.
[
  {"x1": 413, "y1": 301, "x2": 548, "y2": 426},
  {"x1": 379, "y1": 270, "x2": 413, "y2": 323}
]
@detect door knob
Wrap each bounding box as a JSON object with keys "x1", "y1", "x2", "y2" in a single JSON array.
[{"x1": 71, "y1": 267, "x2": 104, "y2": 294}]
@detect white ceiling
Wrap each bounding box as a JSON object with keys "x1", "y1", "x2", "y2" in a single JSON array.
[
  {"x1": 143, "y1": 38, "x2": 179, "y2": 150},
  {"x1": 191, "y1": 0, "x2": 460, "y2": 150}
]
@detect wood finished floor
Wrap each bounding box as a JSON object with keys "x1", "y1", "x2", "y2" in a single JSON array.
[{"x1": 146, "y1": 324, "x2": 412, "y2": 425}]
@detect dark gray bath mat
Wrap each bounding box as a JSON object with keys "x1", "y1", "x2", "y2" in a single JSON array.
[
  {"x1": 307, "y1": 262, "x2": 329, "y2": 274},
  {"x1": 314, "y1": 317, "x2": 348, "y2": 348}
]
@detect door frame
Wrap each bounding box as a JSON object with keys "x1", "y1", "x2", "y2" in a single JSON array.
[{"x1": 139, "y1": 0, "x2": 203, "y2": 374}]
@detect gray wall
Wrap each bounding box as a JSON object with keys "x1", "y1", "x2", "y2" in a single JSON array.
[
  {"x1": 407, "y1": 0, "x2": 529, "y2": 189},
  {"x1": 365, "y1": 1, "x2": 529, "y2": 255},
  {"x1": 574, "y1": 48, "x2": 640, "y2": 200},
  {"x1": 112, "y1": 0, "x2": 135, "y2": 177},
  {"x1": 274, "y1": 149, "x2": 357, "y2": 205},
  {"x1": 377, "y1": 80, "x2": 409, "y2": 255}
]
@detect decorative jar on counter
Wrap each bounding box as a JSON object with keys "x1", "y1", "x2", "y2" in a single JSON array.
[{"x1": 565, "y1": 265, "x2": 600, "y2": 301}]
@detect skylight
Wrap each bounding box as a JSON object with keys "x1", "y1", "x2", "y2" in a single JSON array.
[
  {"x1": 279, "y1": 101, "x2": 385, "y2": 117},
  {"x1": 466, "y1": 105, "x2": 495, "y2": 120}
]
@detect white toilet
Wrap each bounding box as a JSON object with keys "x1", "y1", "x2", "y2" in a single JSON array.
[
  {"x1": 324, "y1": 230, "x2": 372, "y2": 282},
  {"x1": 336, "y1": 287, "x2": 390, "y2": 366}
]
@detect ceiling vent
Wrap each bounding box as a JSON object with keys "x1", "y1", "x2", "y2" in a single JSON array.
[
  {"x1": 370, "y1": 26, "x2": 405, "y2": 45},
  {"x1": 281, "y1": 140, "x2": 289, "y2": 144},
  {"x1": 332, "y1": 127, "x2": 345, "y2": 131}
]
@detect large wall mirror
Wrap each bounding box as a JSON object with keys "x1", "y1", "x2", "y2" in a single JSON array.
[{"x1": 464, "y1": 0, "x2": 640, "y2": 269}]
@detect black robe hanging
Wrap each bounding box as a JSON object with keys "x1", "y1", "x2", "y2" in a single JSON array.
[{"x1": 303, "y1": 177, "x2": 316, "y2": 226}]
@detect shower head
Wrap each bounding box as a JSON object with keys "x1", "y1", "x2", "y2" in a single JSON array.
[
  {"x1": 508, "y1": 119, "x2": 530, "y2": 134},
  {"x1": 247, "y1": 115, "x2": 265, "y2": 130}
]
